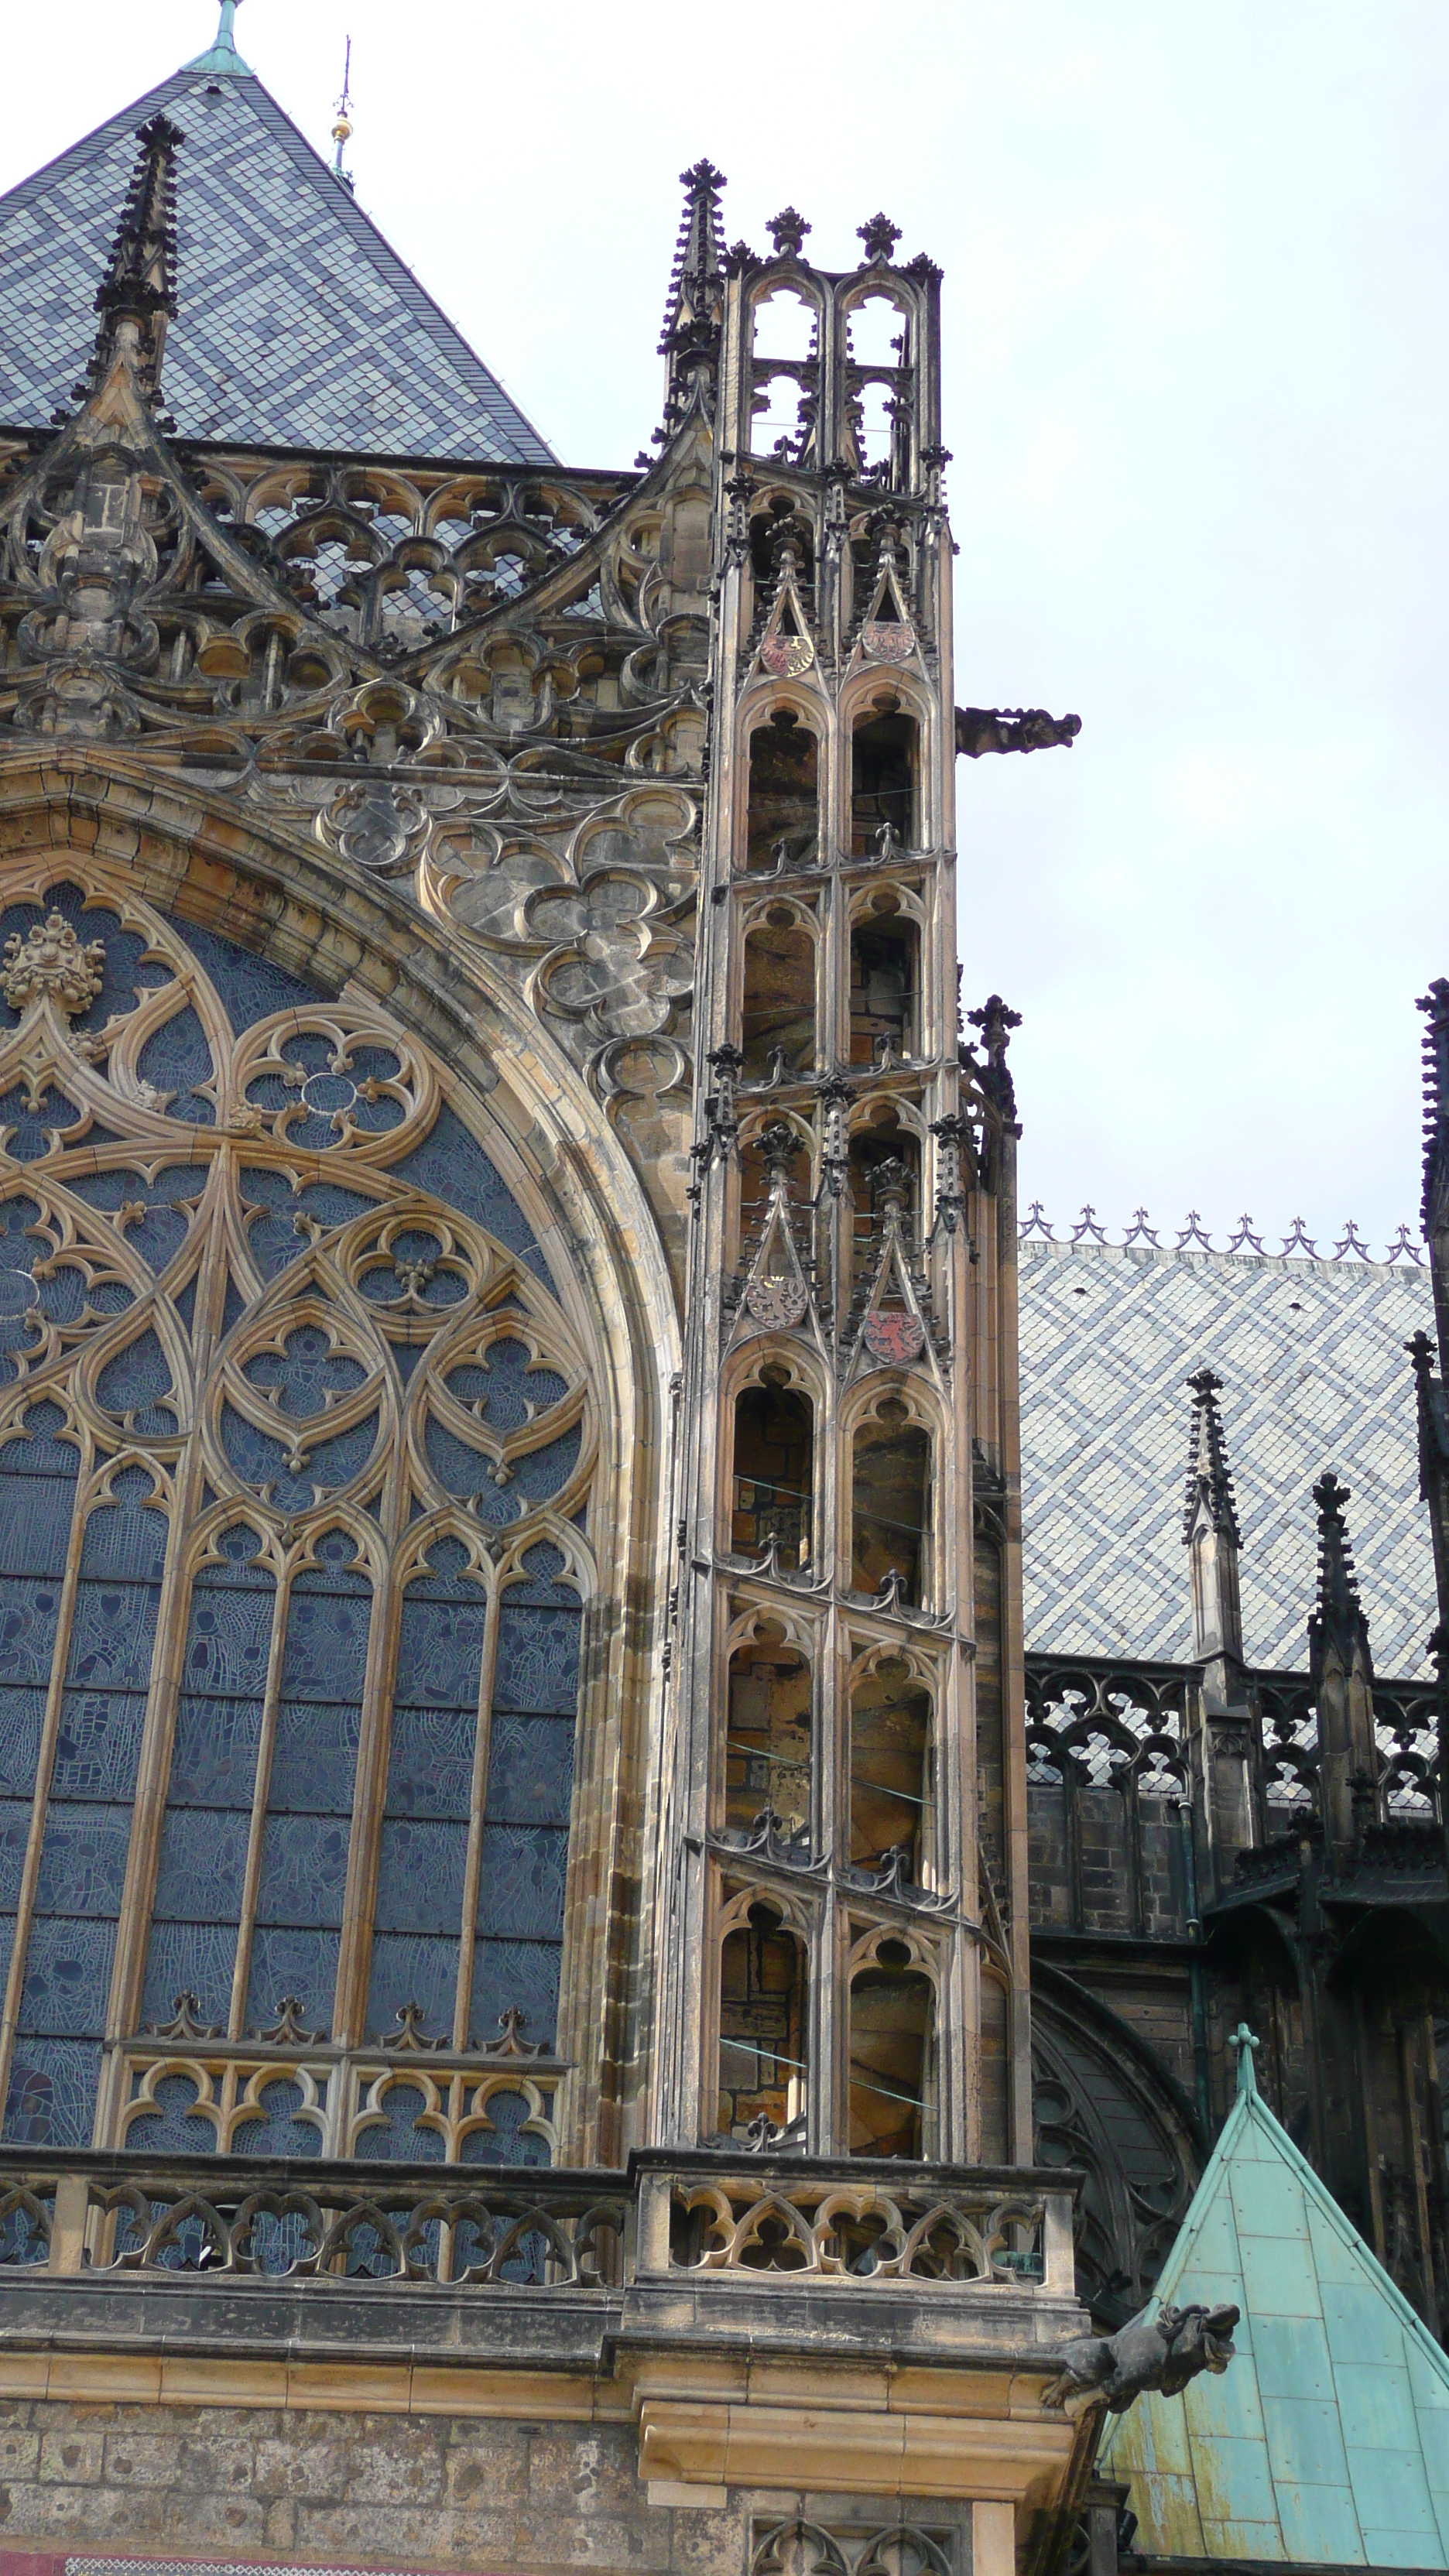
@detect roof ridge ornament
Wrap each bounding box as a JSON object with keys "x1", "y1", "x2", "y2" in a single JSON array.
[
  {"x1": 188, "y1": 0, "x2": 251, "y2": 75},
  {"x1": 1231, "y1": 2022, "x2": 1260, "y2": 2096}
]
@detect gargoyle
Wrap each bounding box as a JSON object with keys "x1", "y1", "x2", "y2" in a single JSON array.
[
  {"x1": 1043, "y1": 2297, "x2": 1239, "y2": 2417},
  {"x1": 955, "y1": 705, "x2": 1081, "y2": 758}
]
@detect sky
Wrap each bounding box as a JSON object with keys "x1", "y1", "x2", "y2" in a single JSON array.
[{"x1": 2, "y1": 1, "x2": 1445, "y2": 1260}]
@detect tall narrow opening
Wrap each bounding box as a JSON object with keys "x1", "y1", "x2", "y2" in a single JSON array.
[
  {"x1": 850, "y1": 1660, "x2": 933, "y2": 1881},
  {"x1": 849, "y1": 912, "x2": 917, "y2": 1066},
  {"x1": 727, "y1": 1627, "x2": 812, "y2": 1844},
  {"x1": 851, "y1": 1399, "x2": 930, "y2": 1603},
  {"x1": 849, "y1": 1940, "x2": 933, "y2": 2156},
  {"x1": 747, "y1": 710, "x2": 818, "y2": 872},
  {"x1": 738, "y1": 1125, "x2": 810, "y2": 1249},
  {"x1": 732, "y1": 1371, "x2": 814, "y2": 1566},
  {"x1": 742, "y1": 909, "x2": 817, "y2": 1079},
  {"x1": 848, "y1": 1113, "x2": 920, "y2": 1271},
  {"x1": 851, "y1": 704, "x2": 916, "y2": 855},
  {"x1": 718, "y1": 1901, "x2": 808, "y2": 2138}
]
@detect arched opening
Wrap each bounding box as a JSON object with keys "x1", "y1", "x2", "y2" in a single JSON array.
[
  {"x1": 847, "y1": 294, "x2": 907, "y2": 368},
  {"x1": 849, "y1": 910, "x2": 918, "y2": 1066},
  {"x1": 732, "y1": 1371, "x2": 814, "y2": 1567},
  {"x1": 851, "y1": 704, "x2": 916, "y2": 855},
  {"x1": 854, "y1": 382, "x2": 896, "y2": 474},
  {"x1": 849, "y1": 1939, "x2": 933, "y2": 2156},
  {"x1": 754, "y1": 289, "x2": 816, "y2": 362},
  {"x1": 850, "y1": 1660, "x2": 933, "y2": 1881},
  {"x1": 751, "y1": 372, "x2": 808, "y2": 459},
  {"x1": 848, "y1": 1111, "x2": 920, "y2": 1270},
  {"x1": 747, "y1": 710, "x2": 818, "y2": 872},
  {"x1": 741, "y1": 909, "x2": 817, "y2": 1080},
  {"x1": 718, "y1": 1900, "x2": 808, "y2": 2137},
  {"x1": 727, "y1": 1627, "x2": 812, "y2": 1844},
  {"x1": 851, "y1": 1399, "x2": 930, "y2": 1603}
]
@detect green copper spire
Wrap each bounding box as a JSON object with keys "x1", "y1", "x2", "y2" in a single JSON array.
[{"x1": 187, "y1": 0, "x2": 251, "y2": 75}]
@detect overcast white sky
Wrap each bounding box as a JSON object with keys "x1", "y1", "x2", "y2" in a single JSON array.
[{"x1": 4, "y1": 2, "x2": 1445, "y2": 1257}]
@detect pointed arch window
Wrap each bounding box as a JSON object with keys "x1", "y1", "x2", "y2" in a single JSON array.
[{"x1": 0, "y1": 873, "x2": 594, "y2": 2150}]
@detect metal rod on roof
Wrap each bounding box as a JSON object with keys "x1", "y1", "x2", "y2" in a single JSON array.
[{"x1": 331, "y1": 37, "x2": 355, "y2": 187}]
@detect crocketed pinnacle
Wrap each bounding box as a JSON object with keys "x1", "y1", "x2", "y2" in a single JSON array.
[
  {"x1": 86, "y1": 114, "x2": 184, "y2": 406},
  {"x1": 1181, "y1": 1366, "x2": 1242, "y2": 1546},
  {"x1": 1417, "y1": 978, "x2": 1449, "y2": 1235},
  {"x1": 1308, "y1": 1470, "x2": 1371, "y2": 1675},
  {"x1": 659, "y1": 159, "x2": 726, "y2": 357}
]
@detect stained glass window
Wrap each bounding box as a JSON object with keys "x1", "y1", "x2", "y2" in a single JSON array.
[{"x1": 0, "y1": 872, "x2": 591, "y2": 2154}]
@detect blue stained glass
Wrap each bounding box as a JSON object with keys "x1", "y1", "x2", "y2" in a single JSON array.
[
  {"x1": 474, "y1": 1825, "x2": 567, "y2": 1939},
  {"x1": 423, "y1": 1415, "x2": 516, "y2": 1517},
  {"x1": 233, "y1": 2076, "x2": 320, "y2": 2158},
  {"x1": 448, "y1": 1340, "x2": 568, "y2": 1430},
  {"x1": 167, "y1": 1695, "x2": 265, "y2": 1804},
  {"x1": 506, "y1": 1542, "x2": 578, "y2": 1605},
  {"x1": 0, "y1": 1083, "x2": 83, "y2": 1161},
  {"x1": 492, "y1": 1605, "x2": 581, "y2": 1712},
  {"x1": 240, "y1": 1168, "x2": 375, "y2": 1279},
  {"x1": 136, "y1": 1005, "x2": 215, "y2": 1125},
  {"x1": 382, "y1": 1703, "x2": 476, "y2": 1814},
  {"x1": 0, "y1": 1578, "x2": 66, "y2": 1683},
  {"x1": 166, "y1": 920, "x2": 324, "y2": 1031},
  {"x1": 266, "y1": 1702, "x2": 361, "y2": 1811},
  {"x1": 66, "y1": 1583, "x2": 163, "y2": 1690},
  {"x1": 75, "y1": 1472, "x2": 168, "y2": 1581},
  {"x1": 33, "y1": 1810, "x2": 132, "y2": 1913},
  {"x1": 470, "y1": 1938, "x2": 560, "y2": 2052},
  {"x1": 392, "y1": 1101, "x2": 551, "y2": 1287},
  {"x1": 0, "y1": 886, "x2": 163, "y2": 1039},
  {"x1": 393, "y1": 1588, "x2": 490, "y2": 1711},
  {"x1": 63, "y1": 1167, "x2": 207, "y2": 1271},
  {"x1": 511, "y1": 1425, "x2": 583, "y2": 1507},
  {"x1": 355, "y1": 2082, "x2": 445, "y2": 2163},
  {"x1": 0, "y1": 1401, "x2": 77, "y2": 1498},
  {"x1": 221, "y1": 1404, "x2": 379, "y2": 1510},
  {"x1": 50, "y1": 1692, "x2": 147, "y2": 1799},
  {"x1": 252, "y1": 1814, "x2": 351, "y2": 1923},
  {"x1": 94, "y1": 1330, "x2": 177, "y2": 1438},
  {"x1": 126, "y1": 2071, "x2": 214, "y2": 2156},
  {"x1": 358, "y1": 1227, "x2": 465, "y2": 1311},
  {"x1": 0, "y1": 1686, "x2": 43, "y2": 1796},
  {"x1": 374, "y1": 1818, "x2": 468, "y2": 1933},
  {"x1": 3, "y1": 2038, "x2": 102, "y2": 2147},
  {"x1": 483, "y1": 1715, "x2": 574, "y2": 1829},
  {"x1": 244, "y1": 1926, "x2": 338, "y2": 2034},
  {"x1": 365, "y1": 1932, "x2": 458, "y2": 2043},
  {"x1": 152, "y1": 1804, "x2": 251, "y2": 1917},
  {"x1": 462, "y1": 2088, "x2": 548, "y2": 2167},
  {"x1": 0, "y1": 1803, "x2": 32, "y2": 1906},
  {"x1": 180, "y1": 1555, "x2": 274, "y2": 1701},
  {"x1": 15, "y1": 1916, "x2": 117, "y2": 2035},
  {"x1": 279, "y1": 1562, "x2": 372, "y2": 1699},
  {"x1": 139, "y1": 1920, "x2": 236, "y2": 2034},
  {"x1": 245, "y1": 1324, "x2": 367, "y2": 1416}
]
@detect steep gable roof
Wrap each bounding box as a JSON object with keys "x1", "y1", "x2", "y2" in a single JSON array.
[
  {"x1": 1101, "y1": 2030, "x2": 1449, "y2": 2567},
  {"x1": 0, "y1": 53, "x2": 553, "y2": 463}
]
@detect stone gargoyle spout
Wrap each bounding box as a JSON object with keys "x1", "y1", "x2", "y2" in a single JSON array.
[{"x1": 1043, "y1": 2297, "x2": 1240, "y2": 2417}]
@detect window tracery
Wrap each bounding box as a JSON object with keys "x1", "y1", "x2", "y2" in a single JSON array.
[{"x1": 0, "y1": 869, "x2": 594, "y2": 2156}]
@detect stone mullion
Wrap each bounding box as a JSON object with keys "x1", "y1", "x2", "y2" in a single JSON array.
[
  {"x1": 333, "y1": 1533, "x2": 402, "y2": 2050},
  {"x1": 228, "y1": 1564, "x2": 293, "y2": 2046},
  {"x1": 817, "y1": 1605, "x2": 849, "y2": 2154},
  {"x1": 100, "y1": 1169, "x2": 232, "y2": 2105},
  {"x1": 0, "y1": 1430, "x2": 94, "y2": 2131},
  {"x1": 454, "y1": 1574, "x2": 502, "y2": 2054}
]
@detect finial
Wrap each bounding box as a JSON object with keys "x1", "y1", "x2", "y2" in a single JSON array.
[
  {"x1": 187, "y1": 0, "x2": 250, "y2": 74},
  {"x1": 1182, "y1": 1367, "x2": 1241, "y2": 1547},
  {"x1": 857, "y1": 213, "x2": 903, "y2": 264},
  {"x1": 966, "y1": 995, "x2": 1021, "y2": 1118},
  {"x1": 1231, "y1": 2023, "x2": 1259, "y2": 2096},
  {"x1": 766, "y1": 207, "x2": 811, "y2": 259},
  {"x1": 1308, "y1": 1469, "x2": 1372, "y2": 1679},
  {"x1": 331, "y1": 36, "x2": 355, "y2": 187},
  {"x1": 84, "y1": 115, "x2": 185, "y2": 408}
]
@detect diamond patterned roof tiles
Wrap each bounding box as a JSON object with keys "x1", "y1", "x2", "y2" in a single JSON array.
[
  {"x1": 1019, "y1": 1239, "x2": 1435, "y2": 1677},
  {"x1": 0, "y1": 61, "x2": 553, "y2": 463}
]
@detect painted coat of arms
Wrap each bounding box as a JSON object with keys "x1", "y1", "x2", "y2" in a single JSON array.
[
  {"x1": 745, "y1": 1279, "x2": 809, "y2": 1329},
  {"x1": 760, "y1": 632, "x2": 815, "y2": 677},
  {"x1": 861, "y1": 622, "x2": 914, "y2": 663},
  {"x1": 862, "y1": 1310, "x2": 925, "y2": 1363}
]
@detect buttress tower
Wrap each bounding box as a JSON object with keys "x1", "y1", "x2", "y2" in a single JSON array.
[{"x1": 653, "y1": 190, "x2": 1067, "y2": 2160}]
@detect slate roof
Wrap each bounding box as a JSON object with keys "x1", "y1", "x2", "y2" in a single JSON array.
[
  {"x1": 1101, "y1": 2033, "x2": 1449, "y2": 2565},
  {"x1": 1019, "y1": 1238, "x2": 1435, "y2": 1677},
  {"x1": 0, "y1": 52, "x2": 553, "y2": 462}
]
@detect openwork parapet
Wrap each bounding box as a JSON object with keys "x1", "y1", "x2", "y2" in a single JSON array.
[{"x1": 656, "y1": 2168, "x2": 1062, "y2": 2284}]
